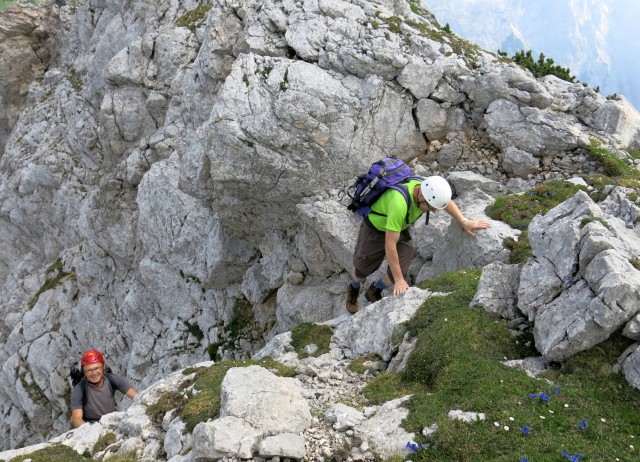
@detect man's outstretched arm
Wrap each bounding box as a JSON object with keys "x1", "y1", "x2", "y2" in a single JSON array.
[
  {"x1": 444, "y1": 200, "x2": 492, "y2": 238},
  {"x1": 71, "y1": 409, "x2": 85, "y2": 428}
]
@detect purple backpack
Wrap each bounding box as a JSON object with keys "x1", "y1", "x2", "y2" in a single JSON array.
[{"x1": 346, "y1": 157, "x2": 423, "y2": 222}]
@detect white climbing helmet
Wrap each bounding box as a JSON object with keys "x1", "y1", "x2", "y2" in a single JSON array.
[{"x1": 420, "y1": 176, "x2": 452, "y2": 209}]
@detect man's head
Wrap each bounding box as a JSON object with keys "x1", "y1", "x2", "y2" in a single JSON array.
[
  {"x1": 81, "y1": 349, "x2": 105, "y2": 384},
  {"x1": 419, "y1": 176, "x2": 452, "y2": 210}
]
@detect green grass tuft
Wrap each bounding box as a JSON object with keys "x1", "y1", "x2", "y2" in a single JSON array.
[
  {"x1": 290, "y1": 323, "x2": 333, "y2": 358},
  {"x1": 6, "y1": 444, "x2": 91, "y2": 462},
  {"x1": 363, "y1": 269, "x2": 640, "y2": 461},
  {"x1": 207, "y1": 296, "x2": 256, "y2": 360},
  {"x1": 349, "y1": 353, "x2": 385, "y2": 375},
  {"x1": 503, "y1": 231, "x2": 533, "y2": 264},
  {"x1": 587, "y1": 145, "x2": 633, "y2": 178},
  {"x1": 485, "y1": 181, "x2": 584, "y2": 231},
  {"x1": 92, "y1": 432, "x2": 116, "y2": 454},
  {"x1": 579, "y1": 216, "x2": 610, "y2": 229},
  {"x1": 581, "y1": 144, "x2": 640, "y2": 207},
  {"x1": 175, "y1": 3, "x2": 212, "y2": 33},
  {"x1": 485, "y1": 181, "x2": 585, "y2": 262},
  {"x1": 28, "y1": 258, "x2": 75, "y2": 310},
  {"x1": 148, "y1": 359, "x2": 295, "y2": 433}
]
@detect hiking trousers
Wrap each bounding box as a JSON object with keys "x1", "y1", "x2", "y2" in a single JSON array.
[{"x1": 352, "y1": 218, "x2": 415, "y2": 283}]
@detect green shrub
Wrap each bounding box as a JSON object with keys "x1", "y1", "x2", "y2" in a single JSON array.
[
  {"x1": 486, "y1": 181, "x2": 583, "y2": 230},
  {"x1": 147, "y1": 390, "x2": 187, "y2": 425},
  {"x1": 207, "y1": 296, "x2": 256, "y2": 360},
  {"x1": 511, "y1": 49, "x2": 576, "y2": 82},
  {"x1": 29, "y1": 258, "x2": 75, "y2": 309},
  {"x1": 579, "y1": 217, "x2": 610, "y2": 229}
]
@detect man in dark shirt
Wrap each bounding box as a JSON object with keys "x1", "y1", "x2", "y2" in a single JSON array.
[{"x1": 70, "y1": 349, "x2": 138, "y2": 427}]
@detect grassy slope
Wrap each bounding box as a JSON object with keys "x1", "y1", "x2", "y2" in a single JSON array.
[{"x1": 364, "y1": 269, "x2": 640, "y2": 462}]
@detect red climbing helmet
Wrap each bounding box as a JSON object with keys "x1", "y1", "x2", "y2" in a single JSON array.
[{"x1": 80, "y1": 349, "x2": 105, "y2": 366}]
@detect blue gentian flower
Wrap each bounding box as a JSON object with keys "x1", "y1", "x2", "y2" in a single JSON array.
[
  {"x1": 577, "y1": 418, "x2": 588, "y2": 430},
  {"x1": 553, "y1": 387, "x2": 560, "y2": 395},
  {"x1": 539, "y1": 392, "x2": 550, "y2": 403},
  {"x1": 520, "y1": 458, "x2": 528, "y2": 462},
  {"x1": 562, "y1": 451, "x2": 584, "y2": 461},
  {"x1": 405, "y1": 442, "x2": 423, "y2": 452},
  {"x1": 521, "y1": 425, "x2": 530, "y2": 435}
]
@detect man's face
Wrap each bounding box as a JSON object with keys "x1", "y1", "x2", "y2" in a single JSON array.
[
  {"x1": 416, "y1": 190, "x2": 438, "y2": 212},
  {"x1": 83, "y1": 363, "x2": 104, "y2": 384}
]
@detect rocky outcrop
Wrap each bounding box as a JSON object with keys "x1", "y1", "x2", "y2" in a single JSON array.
[
  {"x1": 0, "y1": 3, "x2": 58, "y2": 157},
  {"x1": 0, "y1": 290, "x2": 437, "y2": 462},
  {"x1": 472, "y1": 189, "x2": 640, "y2": 388},
  {"x1": 1, "y1": 0, "x2": 640, "y2": 451}
]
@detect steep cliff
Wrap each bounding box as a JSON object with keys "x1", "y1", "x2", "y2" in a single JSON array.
[{"x1": 1, "y1": 0, "x2": 639, "y2": 451}]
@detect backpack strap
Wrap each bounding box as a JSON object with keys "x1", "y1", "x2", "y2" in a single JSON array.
[
  {"x1": 368, "y1": 177, "x2": 424, "y2": 224},
  {"x1": 80, "y1": 374, "x2": 118, "y2": 407}
]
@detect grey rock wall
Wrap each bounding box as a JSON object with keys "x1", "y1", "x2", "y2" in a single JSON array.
[{"x1": 1, "y1": 0, "x2": 640, "y2": 450}]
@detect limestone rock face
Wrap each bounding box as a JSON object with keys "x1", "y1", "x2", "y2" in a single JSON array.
[
  {"x1": 0, "y1": 3, "x2": 58, "y2": 156},
  {"x1": 2, "y1": 0, "x2": 640, "y2": 450},
  {"x1": 220, "y1": 366, "x2": 312, "y2": 435},
  {"x1": 473, "y1": 190, "x2": 640, "y2": 368}
]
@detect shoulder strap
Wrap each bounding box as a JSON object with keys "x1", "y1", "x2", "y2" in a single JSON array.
[
  {"x1": 104, "y1": 373, "x2": 118, "y2": 398},
  {"x1": 369, "y1": 183, "x2": 413, "y2": 224},
  {"x1": 81, "y1": 377, "x2": 88, "y2": 407},
  {"x1": 80, "y1": 374, "x2": 118, "y2": 407}
]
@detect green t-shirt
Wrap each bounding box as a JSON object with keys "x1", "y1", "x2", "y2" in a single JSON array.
[{"x1": 367, "y1": 179, "x2": 424, "y2": 232}]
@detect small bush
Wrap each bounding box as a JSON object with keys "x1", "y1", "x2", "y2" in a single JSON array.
[
  {"x1": 511, "y1": 49, "x2": 576, "y2": 83},
  {"x1": 146, "y1": 390, "x2": 187, "y2": 425},
  {"x1": 587, "y1": 144, "x2": 640, "y2": 179},
  {"x1": 207, "y1": 297, "x2": 256, "y2": 360},
  {"x1": 0, "y1": 1, "x2": 41, "y2": 11},
  {"x1": 29, "y1": 258, "x2": 75, "y2": 309}
]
